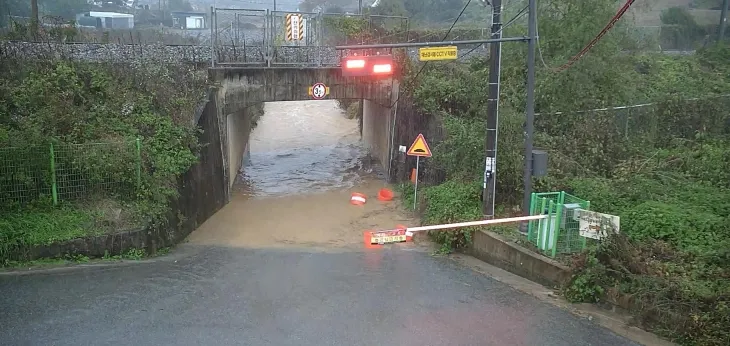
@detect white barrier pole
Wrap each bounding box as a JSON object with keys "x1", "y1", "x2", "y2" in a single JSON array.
[{"x1": 405, "y1": 214, "x2": 547, "y2": 233}]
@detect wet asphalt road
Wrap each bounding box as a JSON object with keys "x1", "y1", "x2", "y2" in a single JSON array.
[{"x1": 0, "y1": 245, "x2": 638, "y2": 346}]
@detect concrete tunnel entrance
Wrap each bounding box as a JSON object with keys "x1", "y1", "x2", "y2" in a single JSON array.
[
  {"x1": 186, "y1": 97, "x2": 409, "y2": 249},
  {"x1": 225, "y1": 97, "x2": 397, "y2": 196}
]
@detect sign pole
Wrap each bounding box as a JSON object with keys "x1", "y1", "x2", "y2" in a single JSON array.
[
  {"x1": 413, "y1": 156, "x2": 420, "y2": 210},
  {"x1": 483, "y1": 0, "x2": 503, "y2": 220},
  {"x1": 521, "y1": 0, "x2": 538, "y2": 232},
  {"x1": 406, "y1": 133, "x2": 432, "y2": 210}
]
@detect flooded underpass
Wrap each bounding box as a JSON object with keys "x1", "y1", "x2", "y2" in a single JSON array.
[
  {"x1": 1, "y1": 101, "x2": 645, "y2": 346},
  {"x1": 187, "y1": 100, "x2": 415, "y2": 250},
  {"x1": 237, "y1": 99, "x2": 369, "y2": 197}
]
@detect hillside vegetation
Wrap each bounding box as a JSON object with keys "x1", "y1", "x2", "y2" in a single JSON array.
[
  {"x1": 363, "y1": 0, "x2": 730, "y2": 345},
  {"x1": 0, "y1": 56, "x2": 206, "y2": 264}
]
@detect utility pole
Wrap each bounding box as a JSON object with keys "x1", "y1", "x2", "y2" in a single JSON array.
[
  {"x1": 30, "y1": 0, "x2": 38, "y2": 36},
  {"x1": 482, "y1": 0, "x2": 503, "y2": 219},
  {"x1": 720, "y1": 0, "x2": 729, "y2": 42},
  {"x1": 273, "y1": 0, "x2": 277, "y2": 11},
  {"x1": 521, "y1": 0, "x2": 538, "y2": 230},
  {"x1": 359, "y1": 0, "x2": 363, "y2": 14}
]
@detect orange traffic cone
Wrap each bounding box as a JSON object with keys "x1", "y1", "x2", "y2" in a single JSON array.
[{"x1": 350, "y1": 192, "x2": 367, "y2": 206}]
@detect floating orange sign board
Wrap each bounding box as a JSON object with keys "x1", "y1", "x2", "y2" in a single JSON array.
[
  {"x1": 406, "y1": 133, "x2": 432, "y2": 157},
  {"x1": 363, "y1": 226, "x2": 412, "y2": 249}
]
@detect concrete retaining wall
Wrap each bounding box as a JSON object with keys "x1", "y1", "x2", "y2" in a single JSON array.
[
  {"x1": 468, "y1": 230, "x2": 572, "y2": 288},
  {"x1": 225, "y1": 104, "x2": 263, "y2": 190},
  {"x1": 362, "y1": 99, "x2": 392, "y2": 170},
  {"x1": 361, "y1": 81, "x2": 399, "y2": 174}
]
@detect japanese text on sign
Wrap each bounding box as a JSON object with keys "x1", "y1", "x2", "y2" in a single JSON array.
[
  {"x1": 419, "y1": 46, "x2": 458, "y2": 61},
  {"x1": 577, "y1": 210, "x2": 620, "y2": 240}
]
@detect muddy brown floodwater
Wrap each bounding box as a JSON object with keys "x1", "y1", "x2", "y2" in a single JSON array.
[{"x1": 187, "y1": 100, "x2": 418, "y2": 250}]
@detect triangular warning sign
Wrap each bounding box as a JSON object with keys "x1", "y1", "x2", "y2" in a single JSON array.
[{"x1": 407, "y1": 133, "x2": 432, "y2": 157}]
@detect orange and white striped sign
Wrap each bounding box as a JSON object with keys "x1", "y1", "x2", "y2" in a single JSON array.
[{"x1": 285, "y1": 13, "x2": 304, "y2": 41}]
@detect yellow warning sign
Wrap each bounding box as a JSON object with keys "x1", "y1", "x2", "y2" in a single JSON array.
[
  {"x1": 418, "y1": 46, "x2": 458, "y2": 61},
  {"x1": 407, "y1": 133, "x2": 432, "y2": 157}
]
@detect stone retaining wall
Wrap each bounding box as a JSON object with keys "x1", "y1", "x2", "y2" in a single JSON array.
[{"x1": 0, "y1": 41, "x2": 485, "y2": 66}]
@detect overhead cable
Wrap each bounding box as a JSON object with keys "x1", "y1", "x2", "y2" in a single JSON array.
[
  {"x1": 388, "y1": 0, "x2": 473, "y2": 108},
  {"x1": 545, "y1": 0, "x2": 637, "y2": 72}
]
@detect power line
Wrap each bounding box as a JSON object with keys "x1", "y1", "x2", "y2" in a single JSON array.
[
  {"x1": 388, "y1": 0, "x2": 473, "y2": 108},
  {"x1": 456, "y1": 3, "x2": 528, "y2": 59},
  {"x1": 538, "y1": 0, "x2": 636, "y2": 72}
]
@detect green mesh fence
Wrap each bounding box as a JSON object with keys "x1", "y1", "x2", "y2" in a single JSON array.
[
  {"x1": 527, "y1": 191, "x2": 591, "y2": 257},
  {"x1": 0, "y1": 140, "x2": 141, "y2": 208}
]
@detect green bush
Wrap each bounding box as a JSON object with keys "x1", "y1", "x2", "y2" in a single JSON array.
[
  {"x1": 421, "y1": 180, "x2": 482, "y2": 253},
  {"x1": 399, "y1": 1, "x2": 730, "y2": 342},
  {"x1": 0, "y1": 58, "x2": 205, "y2": 263}
]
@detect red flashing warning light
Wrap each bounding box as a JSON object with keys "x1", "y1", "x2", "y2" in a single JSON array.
[
  {"x1": 341, "y1": 55, "x2": 394, "y2": 77},
  {"x1": 345, "y1": 59, "x2": 366, "y2": 69},
  {"x1": 372, "y1": 64, "x2": 392, "y2": 74}
]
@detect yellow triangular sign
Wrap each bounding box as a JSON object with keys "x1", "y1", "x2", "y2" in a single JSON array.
[{"x1": 407, "y1": 133, "x2": 432, "y2": 157}]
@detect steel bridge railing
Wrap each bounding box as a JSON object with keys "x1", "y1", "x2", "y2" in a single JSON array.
[{"x1": 210, "y1": 7, "x2": 411, "y2": 67}]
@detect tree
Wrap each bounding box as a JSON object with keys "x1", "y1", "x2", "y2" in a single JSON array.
[
  {"x1": 0, "y1": 0, "x2": 31, "y2": 27},
  {"x1": 167, "y1": 0, "x2": 193, "y2": 12},
  {"x1": 325, "y1": 5, "x2": 346, "y2": 13},
  {"x1": 370, "y1": 0, "x2": 408, "y2": 17},
  {"x1": 402, "y1": 0, "x2": 465, "y2": 23},
  {"x1": 31, "y1": 0, "x2": 38, "y2": 35},
  {"x1": 660, "y1": 6, "x2": 707, "y2": 49},
  {"x1": 39, "y1": 0, "x2": 90, "y2": 21},
  {"x1": 299, "y1": 0, "x2": 354, "y2": 12}
]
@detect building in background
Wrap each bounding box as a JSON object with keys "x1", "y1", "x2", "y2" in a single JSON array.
[
  {"x1": 75, "y1": 11, "x2": 135, "y2": 29},
  {"x1": 170, "y1": 11, "x2": 207, "y2": 29}
]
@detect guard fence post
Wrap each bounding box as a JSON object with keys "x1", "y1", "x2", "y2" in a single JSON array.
[
  {"x1": 135, "y1": 138, "x2": 142, "y2": 195},
  {"x1": 50, "y1": 142, "x2": 58, "y2": 206},
  {"x1": 582, "y1": 200, "x2": 591, "y2": 249}
]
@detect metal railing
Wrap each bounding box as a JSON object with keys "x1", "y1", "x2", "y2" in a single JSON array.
[{"x1": 210, "y1": 7, "x2": 410, "y2": 67}]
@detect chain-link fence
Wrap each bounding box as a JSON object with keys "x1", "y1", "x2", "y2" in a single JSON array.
[
  {"x1": 536, "y1": 95, "x2": 730, "y2": 145},
  {"x1": 0, "y1": 140, "x2": 141, "y2": 209},
  {"x1": 211, "y1": 8, "x2": 268, "y2": 65}
]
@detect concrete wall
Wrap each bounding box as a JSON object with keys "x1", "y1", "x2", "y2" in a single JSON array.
[
  {"x1": 362, "y1": 81, "x2": 399, "y2": 174},
  {"x1": 226, "y1": 112, "x2": 250, "y2": 189},
  {"x1": 208, "y1": 67, "x2": 393, "y2": 108},
  {"x1": 468, "y1": 230, "x2": 572, "y2": 288}
]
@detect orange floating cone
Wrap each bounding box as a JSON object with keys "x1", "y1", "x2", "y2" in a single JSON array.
[
  {"x1": 377, "y1": 188, "x2": 394, "y2": 201},
  {"x1": 350, "y1": 192, "x2": 367, "y2": 206}
]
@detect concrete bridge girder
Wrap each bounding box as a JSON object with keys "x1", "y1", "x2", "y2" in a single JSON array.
[{"x1": 209, "y1": 67, "x2": 399, "y2": 200}]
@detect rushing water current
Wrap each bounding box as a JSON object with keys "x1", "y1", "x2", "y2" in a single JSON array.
[{"x1": 234, "y1": 100, "x2": 374, "y2": 198}]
